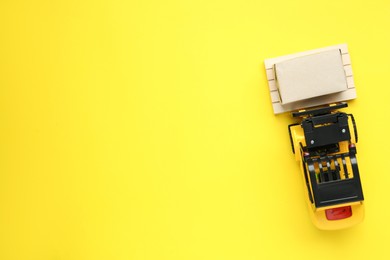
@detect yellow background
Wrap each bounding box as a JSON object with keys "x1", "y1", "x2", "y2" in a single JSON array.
[{"x1": 1, "y1": 0, "x2": 389, "y2": 259}]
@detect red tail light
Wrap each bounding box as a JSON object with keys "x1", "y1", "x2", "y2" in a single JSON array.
[{"x1": 325, "y1": 206, "x2": 352, "y2": 220}]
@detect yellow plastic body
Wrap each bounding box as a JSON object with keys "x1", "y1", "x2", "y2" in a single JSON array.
[{"x1": 289, "y1": 122, "x2": 364, "y2": 230}]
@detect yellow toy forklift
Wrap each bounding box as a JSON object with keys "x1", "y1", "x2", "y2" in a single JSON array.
[
  {"x1": 264, "y1": 44, "x2": 365, "y2": 230},
  {"x1": 288, "y1": 103, "x2": 364, "y2": 229}
]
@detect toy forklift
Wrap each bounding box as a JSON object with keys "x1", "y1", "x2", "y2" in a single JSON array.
[{"x1": 264, "y1": 44, "x2": 365, "y2": 230}]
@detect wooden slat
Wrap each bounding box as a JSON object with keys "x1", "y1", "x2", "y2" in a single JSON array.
[
  {"x1": 268, "y1": 79, "x2": 277, "y2": 91},
  {"x1": 270, "y1": 90, "x2": 280, "y2": 103},
  {"x1": 346, "y1": 76, "x2": 355, "y2": 89},
  {"x1": 271, "y1": 88, "x2": 357, "y2": 114},
  {"x1": 266, "y1": 68, "x2": 275, "y2": 80},
  {"x1": 342, "y1": 53, "x2": 351, "y2": 65},
  {"x1": 344, "y1": 65, "x2": 353, "y2": 77}
]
